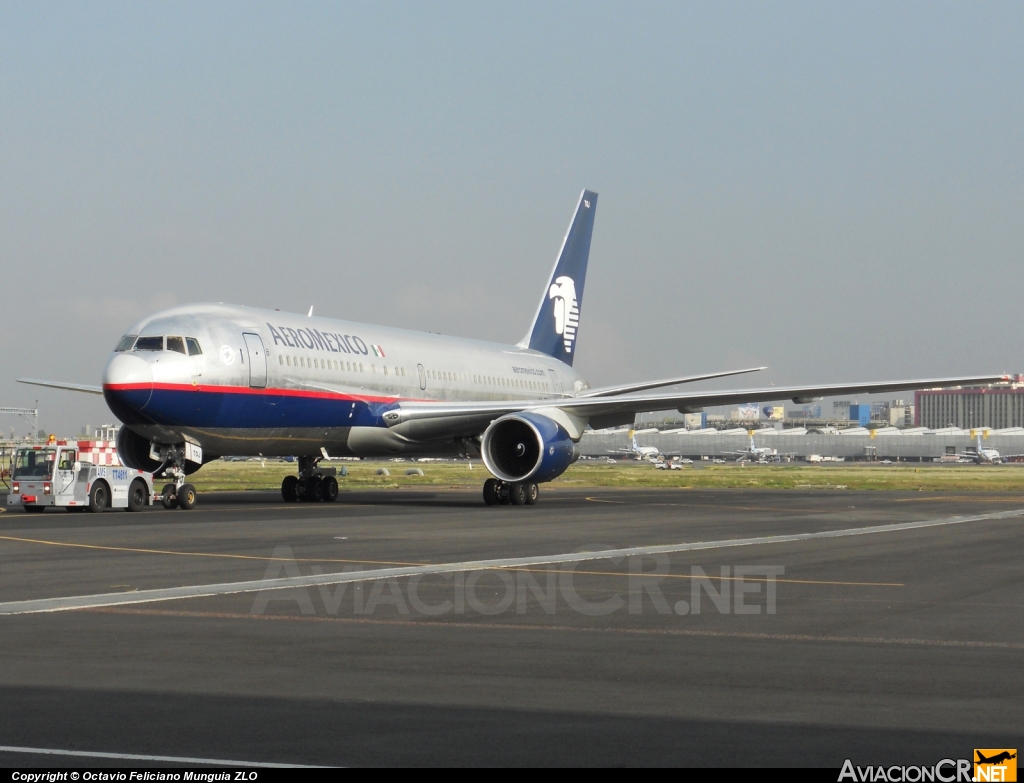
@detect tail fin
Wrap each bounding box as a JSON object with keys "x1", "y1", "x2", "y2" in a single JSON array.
[{"x1": 520, "y1": 189, "x2": 598, "y2": 365}]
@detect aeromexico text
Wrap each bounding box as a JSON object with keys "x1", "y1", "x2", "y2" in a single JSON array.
[{"x1": 267, "y1": 323, "x2": 369, "y2": 355}]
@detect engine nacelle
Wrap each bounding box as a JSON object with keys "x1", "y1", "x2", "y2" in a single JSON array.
[
  {"x1": 481, "y1": 411, "x2": 580, "y2": 484},
  {"x1": 116, "y1": 426, "x2": 163, "y2": 472},
  {"x1": 116, "y1": 428, "x2": 211, "y2": 475}
]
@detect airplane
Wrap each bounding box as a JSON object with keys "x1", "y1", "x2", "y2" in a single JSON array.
[
  {"x1": 976, "y1": 751, "x2": 1016, "y2": 765},
  {"x1": 609, "y1": 430, "x2": 670, "y2": 462},
  {"x1": 18, "y1": 189, "x2": 1009, "y2": 509},
  {"x1": 953, "y1": 431, "x2": 1020, "y2": 465},
  {"x1": 725, "y1": 433, "x2": 783, "y2": 464}
]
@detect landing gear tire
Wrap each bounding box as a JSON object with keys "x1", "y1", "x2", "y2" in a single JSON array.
[
  {"x1": 161, "y1": 484, "x2": 177, "y2": 510},
  {"x1": 88, "y1": 482, "x2": 109, "y2": 513},
  {"x1": 282, "y1": 475, "x2": 299, "y2": 502},
  {"x1": 498, "y1": 483, "x2": 511, "y2": 505},
  {"x1": 509, "y1": 482, "x2": 528, "y2": 506},
  {"x1": 177, "y1": 483, "x2": 197, "y2": 510},
  {"x1": 525, "y1": 483, "x2": 539, "y2": 505},
  {"x1": 322, "y1": 476, "x2": 339, "y2": 502},
  {"x1": 483, "y1": 478, "x2": 500, "y2": 506},
  {"x1": 308, "y1": 477, "x2": 325, "y2": 502},
  {"x1": 127, "y1": 479, "x2": 148, "y2": 512}
]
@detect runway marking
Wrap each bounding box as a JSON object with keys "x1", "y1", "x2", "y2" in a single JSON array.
[
  {"x1": 87, "y1": 608, "x2": 1024, "y2": 651},
  {"x1": 563, "y1": 568, "x2": 902, "y2": 587},
  {"x1": 1, "y1": 507, "x2": 1018, "y2": 616},
  {"x1": 0, "y1": 536, "x2": 897, "y2": 585},
  {"x1": 0, "y1": 744, "x2": 320, "y2": 767},
  {"x1": 0, "y1": 534, "x2": 428, "y2": 568},
  {"x1": 894, "y1": 496, "x2": 1024, "y2": 503},
  {"x1": 585, "y1": 497, "x2": 848, "y2": 513}
]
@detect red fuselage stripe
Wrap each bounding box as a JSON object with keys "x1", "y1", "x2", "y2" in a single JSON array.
[{"x1": 103, "y1": 382, "x2": 417, "y2": 404}]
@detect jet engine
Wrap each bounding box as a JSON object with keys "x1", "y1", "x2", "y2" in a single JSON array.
[
  {"x1": 480, "y1": 412, "x2": 580, "y2": 484},
  {"x1": 116, "y1": 426, "x2": 163, "y2": 472},
  {"x1": 116, "y1": 427, "x2": 209, "y2": 475}
]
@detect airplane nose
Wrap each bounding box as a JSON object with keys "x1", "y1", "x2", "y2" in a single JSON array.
[{"x1": 103, "y1": 353, "x2": 154, "y2": 421}]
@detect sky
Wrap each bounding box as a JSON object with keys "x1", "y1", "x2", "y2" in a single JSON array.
[{"x1": 1, "y1": 2, "x2": 1022, "y2": 436}]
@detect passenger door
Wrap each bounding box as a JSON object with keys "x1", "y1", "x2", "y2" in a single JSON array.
[
  {"x1": 243, "y1": 333, "x2": 268, "y2": 388},
  {"x1": 417, "y1": 364, "x2": 427, "y2": 391},
  {"x1": 548, "y1": 369, "x2": 563, "y2": 397}
]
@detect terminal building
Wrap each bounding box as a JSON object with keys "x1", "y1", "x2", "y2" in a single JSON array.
[{"x1": 916, "y1": 378, "x2": 1024, "y2": 429}]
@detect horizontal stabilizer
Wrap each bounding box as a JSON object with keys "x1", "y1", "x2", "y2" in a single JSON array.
[{"x1": 17, "y1": 378, "x2": 103, "y2": 395}]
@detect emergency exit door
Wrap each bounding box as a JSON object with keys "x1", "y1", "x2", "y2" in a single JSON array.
[{"x1": 243, "y1": 333, "x2": 267, "y2": 388}]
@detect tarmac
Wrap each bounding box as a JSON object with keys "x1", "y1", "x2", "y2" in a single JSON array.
[{"x1": 0, "y1": 486, "x2": 1021, "y2": 767}]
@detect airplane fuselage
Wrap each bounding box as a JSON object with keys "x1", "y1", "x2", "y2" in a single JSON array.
[{"x1": 103, "y1": 303, "x2": 588, "y2": 459}]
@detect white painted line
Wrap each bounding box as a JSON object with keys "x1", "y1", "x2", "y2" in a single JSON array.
[
  {"x1": 0, "y1": 744, "x2": 321, "y2": 767},
  {"x1": 1, "y1": 508, "x2": 1022, "y2": 616}
]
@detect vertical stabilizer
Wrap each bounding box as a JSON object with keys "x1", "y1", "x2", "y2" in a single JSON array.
[{"x1": 520, "y1": 190, "x2": 598, "y2": 365}]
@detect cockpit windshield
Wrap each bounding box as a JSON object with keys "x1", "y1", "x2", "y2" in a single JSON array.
[
  {"x1": 134, "y1": 336, "x2": 164, "y2": 351},
  {"x1": 114, "y1": 335, "x2": 137, "y2": 352},
  {"x1": 122, "y1": 336, "x2": 203, "y2": 354},
  {"x1": 13, "y1": 449, "x2": 55, "y2": 479}
]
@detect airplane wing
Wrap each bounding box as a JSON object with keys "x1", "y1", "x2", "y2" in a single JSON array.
[
  {"x1": 383, "y1": 374, "x2": 1009, "y2": 436},
  {"x1": 17, "y1": 378, "x2": 104, "y2": 395},
  {"x1": 578, "y1": 366, "x2": 766, "y2": 398}
]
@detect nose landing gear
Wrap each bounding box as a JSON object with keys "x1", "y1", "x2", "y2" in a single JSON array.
[
  {"x1": 281, "y1": 456, "x2": 342, "y2": 502},
  {"x1": 152, "y1": 443, "x2": 201, "y2": 510},
  {"x1": 483, "y1": 478, "x2": 540, "y2": 506}
]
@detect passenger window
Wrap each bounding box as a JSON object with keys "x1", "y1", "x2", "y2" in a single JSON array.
[
  {"x1": 279, "y1": 355, "x2": 283, "y2": 365},
  {"x1": 134, "y1": 336, "x2": 163, "y2": 351},
  {"x1": 384, "y1": 366, "x2": 389, "y2": 375},
  {"x1": 114, "y1": 335, "x2": 137, "y2": 352},
  {"x1": 166, "y1": 336, "x2": 186, "y2": 354},
  {"x1": 359, "y1": 363, "x2": 364, "y2": 372},
  {"x1": 59, "y1": 450, "x2": 77, "y2": 471},
  {"x1": 185, "y1": 337, "x2": 203, "y2": 356}
]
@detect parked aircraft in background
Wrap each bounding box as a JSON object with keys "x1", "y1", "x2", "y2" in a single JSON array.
[
  {"x1": 19, "y1": 189, "x2": 1007, "y2": 509},
  {"x1": 726, "y1": 433, "x2": 783, "y2": 464},
  {"x1": 956, "y1": 431, "x2": 1024, "y2": 465},
  {"x1": 610, "y1": 431, "x2": 674, "y2": 462}
]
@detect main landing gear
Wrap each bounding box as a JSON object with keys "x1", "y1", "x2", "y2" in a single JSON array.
[
  {"x1": 483, "y1": 478, "x2": 539, "y2": 506},
  {"x1": 281, "y1": 456, "x2": 340, "y2": 503}
]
